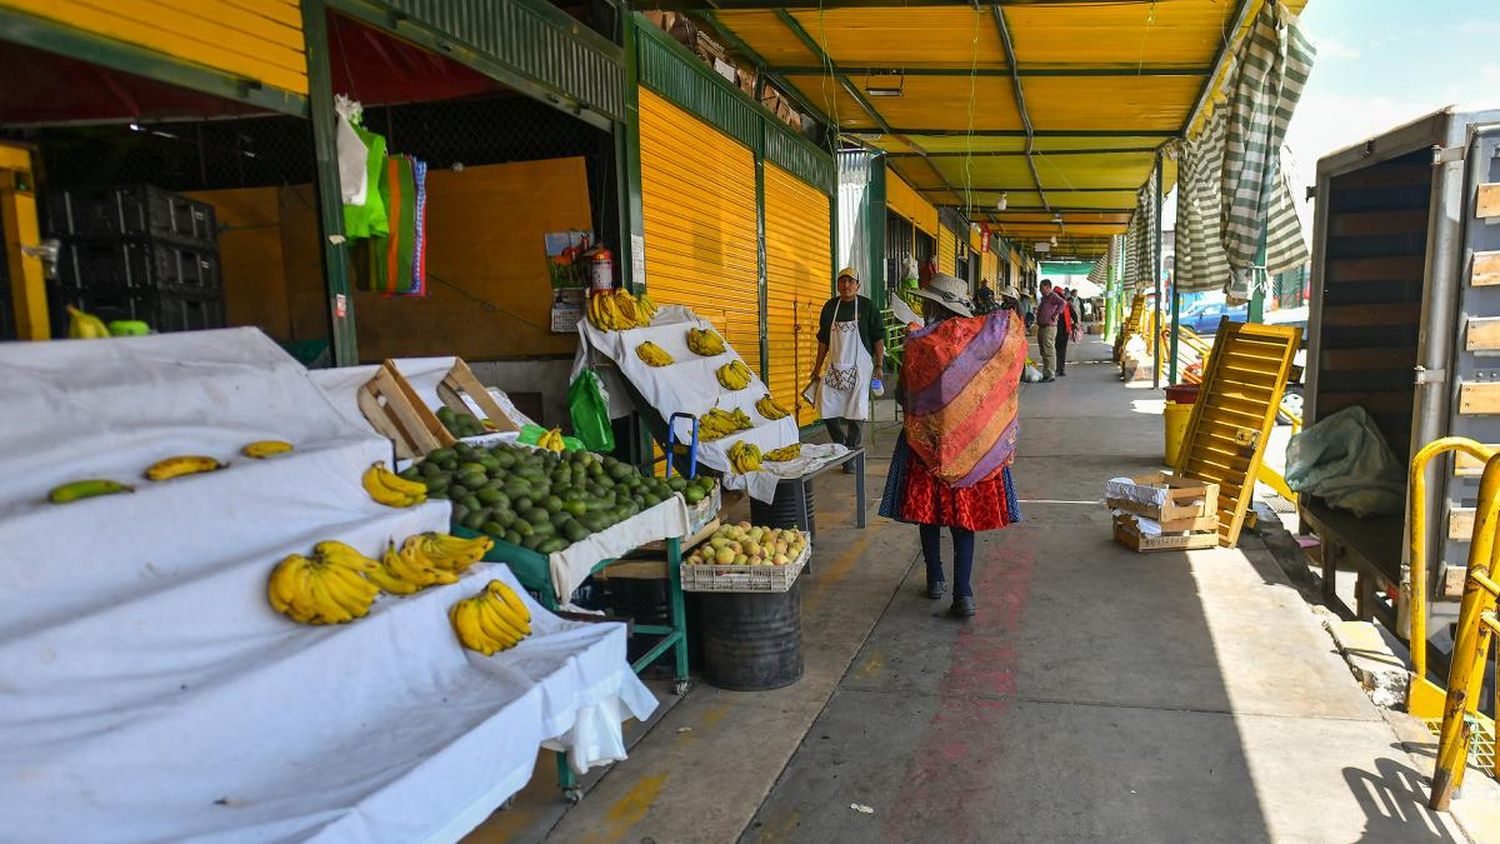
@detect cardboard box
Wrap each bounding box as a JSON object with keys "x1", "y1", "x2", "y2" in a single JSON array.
[
  {"x1": 1113, "y1": 514, "x2": 1219, "y2": 553},
  {"x1": 1106, "y1": 472, "x2": 1219, "y2": 526}
]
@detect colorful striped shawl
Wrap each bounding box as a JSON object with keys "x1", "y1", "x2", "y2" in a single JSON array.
[{"x1": 903, "y1": 310, "x2": 1026, "y2": 487}]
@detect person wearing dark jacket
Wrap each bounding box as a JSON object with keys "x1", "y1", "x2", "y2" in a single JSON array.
[
  {"x1": 1054, "y1": 288, "x2": 1081, "y2": 376},
  {"x1": 809, "y1": 267, "x2": 885, "y2": 456}
]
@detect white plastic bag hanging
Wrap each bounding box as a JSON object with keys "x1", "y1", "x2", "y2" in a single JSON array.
[{"x1": 334, "y1": 94, "x2": 369, "y2": 206}]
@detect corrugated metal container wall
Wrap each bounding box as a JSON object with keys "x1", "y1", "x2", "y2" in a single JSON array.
[
  {"x1": 638, "y1": 88, "x2": 761, "y2": 371},
  {"x1": 938, "y1": 226, "x2": 956, "y2": 276},
  {"x1": 2, "y1": 0, "x2": 309, "y2": 94},
  {"x1": 765, "y1": 163, "x2": 833, "y2": 427}
]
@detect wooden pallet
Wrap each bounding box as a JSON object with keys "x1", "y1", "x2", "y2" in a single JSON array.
[
  {"x1": 356, "y1": 363, "x2": 454, "y2": 459},
  {"x1": 436, "y1": 358, "x2": 521, "y2": 433},
  {"x1": 1173, "y1": 319, "x2": 1302, "y2": 547}
]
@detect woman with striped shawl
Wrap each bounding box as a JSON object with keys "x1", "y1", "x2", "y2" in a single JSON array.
[{"x1": 879, "y1": 274, "x2": 1025, "y2": 618}]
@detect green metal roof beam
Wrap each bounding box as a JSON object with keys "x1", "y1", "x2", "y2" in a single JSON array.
[
  {"x1": 691, "y1": 9, "x2": 833, "y2": 135},
  {"x1": 884, "y1": 147, "x2": 1165, "y2": 157},
  {"x1": 0, "y1": 8, "x2": 307, "y2": 118},
  {"x1": 771, "y1": 8, "x2": 962, "y2": 199},
  {"x1": 860, "y1": 129, "x2": 1179, "y2": 137},
  {"x1": 776, "y1": 65, "x2": 1212, "y2": 78},
  {"x1": 989, "y1": 5, "x2": 1048, "y2": 211}
]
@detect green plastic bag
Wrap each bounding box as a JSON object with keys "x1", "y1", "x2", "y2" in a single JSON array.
[
  {"x1": 343, "y1": 123, "x2": 388, "y2": 239},
  {"x1": 568, "y1": 371, "x2": 615, "y2": 453}
]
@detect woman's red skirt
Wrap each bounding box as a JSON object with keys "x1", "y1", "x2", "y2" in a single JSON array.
[{"x1": 880, "y1": 432, "x2": 1020, "y2": 532}]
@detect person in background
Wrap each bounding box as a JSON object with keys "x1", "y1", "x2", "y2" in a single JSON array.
[
  {"x1": 999, "y1": 284, "x2": 1022, "y2": 312},
  {"x1": 1054, "y1": 287, "x2": 1080, "y2": 377},
  {"x1": 1035, "y1": 279, "x2": 1066, "y2": 382},
  {"x1": 880, "y1": 273, "x2": 1024, "y2": 618},
  {"x1": 810, "y1": 267, "x2": 885, "y2": 466},
  {"x1": 973, "y1": 284, "x2": 999, "y2": 316}
]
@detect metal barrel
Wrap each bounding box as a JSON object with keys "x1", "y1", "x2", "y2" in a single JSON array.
[
  {"x1": 700, "y1": 584, "x2": 804, "y2": 691},
  {"x1": 751, "y1": 478, "x2": 815, "y2": 533}
]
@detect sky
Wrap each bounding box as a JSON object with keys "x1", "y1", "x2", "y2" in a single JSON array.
[{"x1": 1284, "y1": 0, "x2": 1500, "y2": 227}]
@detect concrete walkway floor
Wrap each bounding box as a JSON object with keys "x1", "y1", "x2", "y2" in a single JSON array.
[{"x1": 471, "y1": 339, "x2": 1476, "y2": 844}]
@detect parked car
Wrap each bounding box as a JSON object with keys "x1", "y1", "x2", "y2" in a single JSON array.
[{"x1": 1183, "y1": 300, "x2": 1248, "y2": 334}]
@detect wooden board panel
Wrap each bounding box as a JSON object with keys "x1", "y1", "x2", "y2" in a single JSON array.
[
  {"x1": 1473, "y1": 251, "x2": 1500, "y2": 287},
  {"x1": 1327, "y1": 208, "x2": 1429, "y2": 237},
  {"x1": 1479, "y1": 183, "x2": 1500, "y2": 219},
  {"x1": 1459, "y1": 382, "x2": 1500, "y2": 415},
  {"x1": 1321, "y1": 302, "x2": 1420, "y2": 326},
  {"x1": 1467, "y1": 317, "x2": 1500, "y2": 351},
  {"x1": 1316, "y1": 391, "x2": 1414, "y2": 415},
  {"x1": 1325, "y1": 255, "x2": 1426, "y2": 283},
  {"x1": 1175, "y1": 321, "x2": 1300, "y2": 546},
  {"x1": 1331, "y1": 162, "x2": 1431, "y2": 190},
  {"x1": 1320, "y1": 347, "x2": 1415, "y2": 370},
  {"x1": 1450, "y1": 507, "x2": 1475, "y2": 541},
  {"x1": 1454, "y1": 449, "x2": 1500, "y2": 477}
]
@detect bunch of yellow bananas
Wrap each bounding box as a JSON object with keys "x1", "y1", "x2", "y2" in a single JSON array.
[
  {"x1": 242, "y1": 440, "x2": 294, "y2": 459},
  {"x1": 363, "y1": 461, "x2": 428, "y2": 507},
  {"x1": 267, "y1": 541, "x2": 382, "y2": 624},
  {"x1": 699, "y1": 407, "x2": 753, "y2": 442},
  {"x1": 728, "y1": 441, "x2": 762, "y2": 474},
  {"x1": 66, "y1": 305, "x2": 110, "y2": 339},
  {"x1": 450, "y1": 579, "x2": 533, "y2": 655},
  {"x1": 537, "y1": 428, "x2": 566, "y2": 452},
  {"x1": 636, "y1": 292, "x2": 658, "y2": 326},
  {"x1": 686, "y1": 327, "x2": 726, "y2": 356},
  {"x1": 366, "y1": 538, "x2": 457, "y2": 594},
  {"x1": 145, "y1": 455, "x2": 223, "y2": 481},
  {"x1": 755, "y1": 394, "x2": 790, "y2": 420},
  {"x1": 635, "y1": 341, "x2": 674, "y2": 367},
  {"x1": 764, "y1": 444, "x2": 802, "y2": 462},
  {"x1": 587, "y1": 290, "x2": 658, "y2": 331},
  {"x1": 716, "y1": 360, "x2": 754, "y2": 391}
]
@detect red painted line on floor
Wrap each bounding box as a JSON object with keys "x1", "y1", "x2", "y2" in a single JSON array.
[{"x1": 883, "y1": 526, "x2": 1038, "y2": 843}]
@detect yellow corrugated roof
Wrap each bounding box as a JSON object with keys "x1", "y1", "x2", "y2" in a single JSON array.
[{"x1": 705, "y1": 0, "x2": 1307, "y2": 257}]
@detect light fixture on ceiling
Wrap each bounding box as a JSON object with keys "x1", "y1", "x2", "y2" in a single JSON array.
[
  {"x1": 1052, "y1": 212, "x2": 1063, "y2": 224},
  {"x1": 864, "y1": 71, "x2": 905, "y2": 98},
  {"x1": 996, "y1": 192, "x2": 1008, "y2": 211}
]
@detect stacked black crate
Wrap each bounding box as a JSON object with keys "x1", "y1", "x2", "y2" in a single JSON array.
[{"x1": 44, "y1": 185, "x2": 225, "y2": 335}]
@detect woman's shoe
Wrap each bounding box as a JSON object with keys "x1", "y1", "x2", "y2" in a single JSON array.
[
  {"x1": 926, "y1": 579, "x2": 947, "y2": 599},
  {"x1": 949, "y1": 596, "x2": 976, "y2": 618}
]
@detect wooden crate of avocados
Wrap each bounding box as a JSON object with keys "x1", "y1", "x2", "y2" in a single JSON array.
[
  {"x1": 357, "y1": 364, "x2": 454, "y2": 459},
  {"x1": 436, "y1": 358, "x2": 520, "y2": 433}
]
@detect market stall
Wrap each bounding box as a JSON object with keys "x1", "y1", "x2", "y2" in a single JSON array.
[{"x1": 0, "y1": 329, "x2": 655, "y2": 837}]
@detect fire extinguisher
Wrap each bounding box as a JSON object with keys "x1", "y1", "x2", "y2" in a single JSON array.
[{"x1": 587, "y1": 246, "x2": 614, "y2": 292}]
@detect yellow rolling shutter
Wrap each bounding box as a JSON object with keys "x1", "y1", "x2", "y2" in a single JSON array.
[
  {"x1": 764, "y1": 164, "x2": 832, "y2": 427},
  {"x1": 638, "y1": 88, "x2": 761, "y2": 371},
  {"x1": 982, "y1": 249, "x2": 998, "y2": 285},
  {"x1": 2, "y1": 0, "x2": 308, "y2": 94},
  {"x1": 938, "y1": 226, "x2": 956, "y2": 276}
]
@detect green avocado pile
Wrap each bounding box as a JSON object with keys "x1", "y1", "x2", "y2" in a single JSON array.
[
  {"x1": 436, "y1": 405, "x2": 487, "y2": 438},
  {"x1": 401, "y1": 441, "x2": 716, "y2": 555}
]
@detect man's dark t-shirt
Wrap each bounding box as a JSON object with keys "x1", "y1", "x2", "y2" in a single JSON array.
[{"x1": 816, "y1": 295, "x2": 885, "y2": 356}]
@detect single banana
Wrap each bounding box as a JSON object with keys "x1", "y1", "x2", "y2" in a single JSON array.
[
  {"x1": 242, "y1": 440, "x2": 294, "y2": 459},
  {"x1": 362, "y1": 461, "x2": 426, "y2": 507},
  {"x1": 66, "y1": 305, "x2": 111, "y2": 339},
  {"x1": 144, "y1": 455, "x2": 222, "y2": 481},
  {"x1": 486, "y1": 580, "x2": 532, "y2": 625},
  {"x1": 313, "y1": 540, "x2": 380, "y2": 574},
  {"x1": 765, "y1": 444, "x2": 802, "y2": 462},
  {"x1": 47, "y1": 478, "x2": 133, "y2": 504}
]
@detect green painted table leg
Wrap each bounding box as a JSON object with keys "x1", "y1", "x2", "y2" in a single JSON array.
[{"x1": 667, "y1": 536, "x2": 691, "y2": 694}]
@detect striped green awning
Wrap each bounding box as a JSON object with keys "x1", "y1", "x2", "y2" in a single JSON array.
[{"x1": 1174, "y1": 3, "x2": 1314, "y2": 296}]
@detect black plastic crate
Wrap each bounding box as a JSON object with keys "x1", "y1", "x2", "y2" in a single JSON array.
[
  {"x1": 46, "y1": 185, "x2": 218, "y2": 246},
  {"x1": 53, "y1": 239, "x2": 220, "y2": 293},
  {"x1": 47, "y1": 287, "x2": 225, "y2": 336}
]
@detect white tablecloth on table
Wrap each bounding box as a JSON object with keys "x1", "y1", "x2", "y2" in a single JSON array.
[
  {"x1": 575, "y1": 305, "x2": 797, "y2": 497},
  {"x1": 531, "y1": 495, "x2": 693, "y2": 600},
  {"x1": 0, "y1": 329, "x2": 656, "y2": 842},
  {"x1": 720, "y1": 442, "x2": 852, "y2": 503}
]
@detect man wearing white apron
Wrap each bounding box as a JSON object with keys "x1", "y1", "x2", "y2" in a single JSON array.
[{"x1": 809, "y1": 268, "x2": 884, "y2": 465}]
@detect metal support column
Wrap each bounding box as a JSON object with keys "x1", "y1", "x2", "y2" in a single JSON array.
[
  {"x1": 302, "y1": 0, "x2": 356, "y2": 365},
  {"x1": 1248, "y1": 225, "x2": 1268, "y2": 323},
  {"x1": 1151, "y1": 152, "x2": 1164, "y2": 388},
  {"x1": 617, "y1": 16, "x2": 643, "y2": 293},
  {"x1": 0, "y1": 144, "x2": 46, "y2": 339}
]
